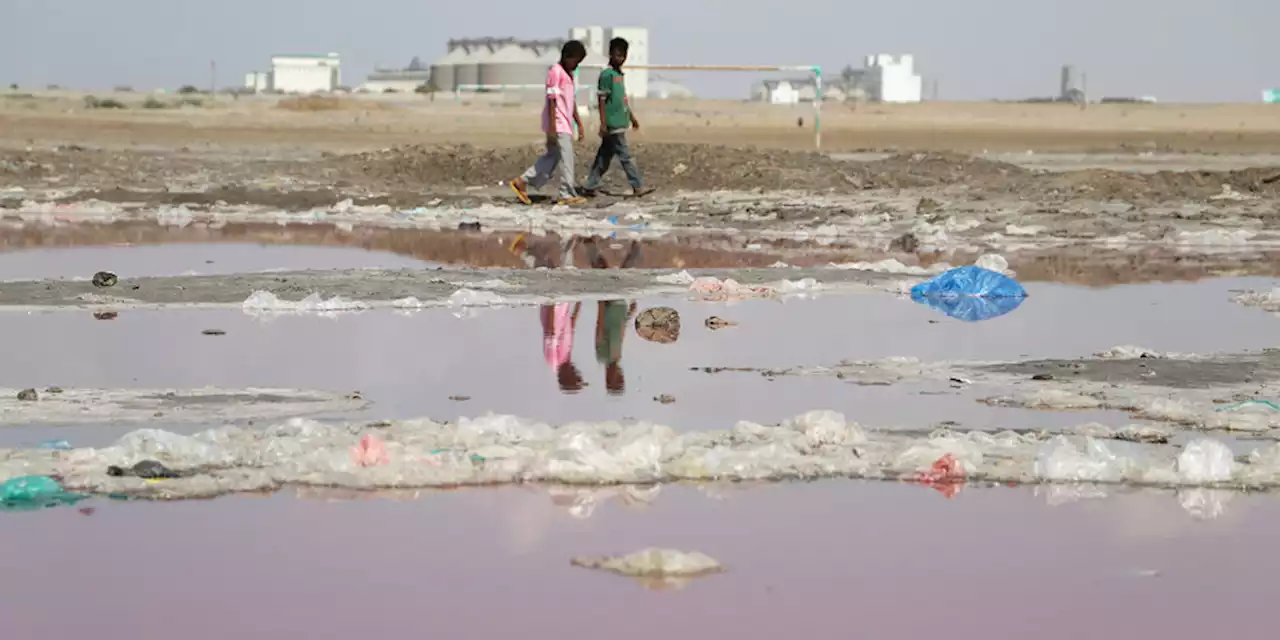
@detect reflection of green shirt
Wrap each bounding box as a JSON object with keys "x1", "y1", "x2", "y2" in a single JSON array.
[
  {"x1": 597, "y1": 68, "x2": 631, "y2": 132},
  {"x1": 596, "y1": 300, "x2": 628, "y2": 364}
]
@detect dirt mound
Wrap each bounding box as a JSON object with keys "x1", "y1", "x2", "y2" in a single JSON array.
[
  {"x1": 339, "y1": 143, "x2": 861, "y2": 192},
  {"x1": 850, "y1": 151, "x2": 1029, "y2": 190},
  {"x1": 1037, "y1": 167, "x2": 1280, "y2": 202}
]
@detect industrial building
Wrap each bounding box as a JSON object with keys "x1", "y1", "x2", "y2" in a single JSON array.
[
  {"x1": 362, "y1": 57, "x2": 432, "y2": 93},
  {"x1": 242, "y1": 53, "x2": 341, "y2": 94},
  {"x1": 834, "y1": 54, "x2": 922, "y2": 103},
  {"x1": 428, "y1": 26, "x2": 650, "y2": 99}
]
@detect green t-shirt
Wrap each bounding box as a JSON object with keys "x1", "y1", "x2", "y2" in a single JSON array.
[{"x1": 597, "y1": 68, "x2": 631, "y2": 132}]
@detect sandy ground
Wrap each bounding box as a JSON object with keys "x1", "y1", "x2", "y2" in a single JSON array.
[
  {"x1": 3, "y1": 93, "x2": 1280, "y2": 271},
  {"x1": 5, "y1": 90, "x2": 1280, "y2": 153}
]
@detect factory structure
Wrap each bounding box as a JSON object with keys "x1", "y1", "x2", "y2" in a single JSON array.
[
  {"x1": 428, "y1": 37, "x2": 565, "y2": 93},
  {"x1": 243, "y1": 53, "x2": 341, "y2": 94},
  {"x1": 759, "y1": 54, "x2": 921, "y2": 104},
  {"x1": 428, "y1": 27, "x2": 650, "y2": 98},
  {"x1": 362, "y1": 57, "x2": 432, "y2": 93}
]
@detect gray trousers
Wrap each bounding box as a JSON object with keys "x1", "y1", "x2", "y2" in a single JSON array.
[{"x1": 521, "y1": 133, "x2": 577, "y2": 199}]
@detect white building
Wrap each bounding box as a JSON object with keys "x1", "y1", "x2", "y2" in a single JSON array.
[
  {"x1": 243, "y1": 71, "x2": 270, "y2": 93},
  {"x1": 754, "y1": 78, "x2": 846, "y2": 104},
  {"x1": 243, "y1": 53, "x2": 342, "y2": 94},
  {"x1": 757, "y1": 79, "x2": 804, "y2": 104},
  {"x1": 271, "y1": 53, "x2": 341, "y2": 93},
  {"x1": 862, "y1": 54, "x2": 922, "y2": 103},
  {"x1": 570, "y1": 26, "x2": 649, "y2": 99}
]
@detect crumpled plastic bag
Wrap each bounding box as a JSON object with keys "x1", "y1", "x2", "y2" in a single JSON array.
[
  {"x1": 1034, "y1": 437, "x2": 1130, "y2": 483},
  {"x1": 906, "y1": 453, "x2": 967, "y2": 498},
  {"x1": 910, "y1": 266, "x2": 1028, "y2": 299},
  {"x1": 909, "y1": 266, "x2": 1028, "y2": 322},
  {"x1": 1177, "y1": 439, "x2": 1236, "y2": 484},
  {"x1": 351, "y1": 434, "x2": 390, "y2": 467}
]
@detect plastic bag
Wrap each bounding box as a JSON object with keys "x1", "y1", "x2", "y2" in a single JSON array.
[
  {"x1": 910, "y1": 266, "x2": 1028, "y2": 322},
  {"x1": 911, "y1": 266, "x2": 1028, "y2": 299},
  {"x1": 1, "y1": 475, "x2": 85, "y2": 512}
]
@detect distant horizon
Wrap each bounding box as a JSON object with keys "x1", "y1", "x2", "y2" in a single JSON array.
[{"x1": 3, "y1": 0, "x2": 1276, "y2": 102}]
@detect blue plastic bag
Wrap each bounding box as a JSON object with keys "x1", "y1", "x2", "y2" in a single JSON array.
[{"x1": 910, "y1": 266, "x2": 1028, "y2": 322}]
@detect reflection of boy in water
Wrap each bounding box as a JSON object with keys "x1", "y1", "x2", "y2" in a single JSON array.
[
  {"x1": 583, "y1": 237, "x2": 642, "y2": 395},
  {"x1": 541, "y1": 302, "x2": 584, "y2": 392},
  {"x1": 512, "y1": 233, "x2": 587, "y2": 393}
]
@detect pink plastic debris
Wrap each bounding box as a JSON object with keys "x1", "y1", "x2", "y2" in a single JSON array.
[
  {"x1": 688, "y1": 277, "x2": 774, "y2": 301},
  {"x1": 351, "y1": 434, "x2": 390, "y2": 467},
  {"x1": 908, "y1": 453, "x2": 966, "y2": 498}
]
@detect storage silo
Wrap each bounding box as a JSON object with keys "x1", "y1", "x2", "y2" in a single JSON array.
[
  {"x1": 457, "y1": 39, "x2": 503, "y2": 90},
  {"x1": 429, "y1": 43, "x2": 469, "y2": 92},
  {"x1": 478, "y1": 40, "x2": 542, "y2": 89}
]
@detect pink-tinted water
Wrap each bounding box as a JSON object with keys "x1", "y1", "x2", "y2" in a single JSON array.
[{"x1": 0, "y1": 482, "x2": 1268, "y2": 639}]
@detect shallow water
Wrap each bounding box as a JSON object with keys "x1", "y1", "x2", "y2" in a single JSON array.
[
  {"x1": 1, "y1": 276, "x2": 1276, "y2": 445},
  {"x1": 0, "y1": 243, "x2": 437, "y2": 280},
  {"x1": 2, "y1": 482, "x2": 1271, "y2": 639}
]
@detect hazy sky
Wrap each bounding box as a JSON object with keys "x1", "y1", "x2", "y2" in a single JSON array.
[{"x1": 3, "y1": 0, "x2": 1277, "y2": 101}]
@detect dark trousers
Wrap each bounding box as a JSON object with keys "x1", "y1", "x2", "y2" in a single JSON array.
[{"x1": 585, "y1": 132, "x2": 642, "y2": 190}]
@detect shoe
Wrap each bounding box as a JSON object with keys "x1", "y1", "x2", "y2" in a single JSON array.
[
  {"x1": 632, "y1": 187, "x2": 655, "y2": 198},
  {"x1": 581, "y1": 187, "x2": 600, "y2": 197},
  {"x1": 509, "y1": 180, "x2": 532, "y2": 205}
]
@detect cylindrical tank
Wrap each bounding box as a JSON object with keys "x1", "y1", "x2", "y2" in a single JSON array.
[
  {"x1": 478, "y1": 43, "x2": 542, "y2": 88},
  {"x1": 429, "y1": 64, "x2": 455, "y2": 92},
  {"x1": 431, "y1": 43, "x2": 472, "y2": 92},
  {"x1": 457, "y1": 40, "x2": 499, "y2": 90}
]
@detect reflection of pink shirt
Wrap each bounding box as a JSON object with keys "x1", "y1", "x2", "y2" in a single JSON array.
[
  {"x1": 540, "y1": 303, "x2": 574, "y2": 367},
  {"x1": 542, "y1": 64, "x2": 576, "y2": 134}
]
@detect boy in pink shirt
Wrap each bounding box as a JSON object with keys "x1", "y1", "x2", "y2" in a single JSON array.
[{"x1": 511, "y1": 40, "x2": 588, "y2": 206}]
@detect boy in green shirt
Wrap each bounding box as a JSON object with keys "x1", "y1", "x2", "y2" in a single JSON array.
[{"x1": 583, "y1": 38, "x2": 653, "y2": 197}]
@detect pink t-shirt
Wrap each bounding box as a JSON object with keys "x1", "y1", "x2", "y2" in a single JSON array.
[{"x1": 542, "y1": 64, "x2": 576, "y2": 134}]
